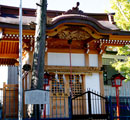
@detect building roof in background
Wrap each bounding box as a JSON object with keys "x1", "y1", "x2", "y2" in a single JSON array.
[{"x1": 0, "y1": 5, "x2": 119, "y2": 31}]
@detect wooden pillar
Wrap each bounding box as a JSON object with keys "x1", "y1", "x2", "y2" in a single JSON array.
[
  {"x1": 98, "y1": 53, "x2": 104, "y2": 96},
  {"x1": 82, "y1": 75, "x2": 86, "y2": 114},
  {"x1": 45, "y1": 52, "x2": 48, "y2": 65},
  {"x1": 98, "y1": 54, "x2": 102, "y2": 68},
  {"x1": 28, "y1": 51, "x2": 33, "y2": 89},
  {"x1": 84, "y1": 41, "x2": 105, "y2": 94},
  {"x1": 85, "y1": 53, "x2": 89, "y2": 66}
]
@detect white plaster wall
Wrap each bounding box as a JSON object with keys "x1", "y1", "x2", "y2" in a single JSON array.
[
  {"x1": 85, "y1": 73, "x2": 101, "y2": 114},
  {"x1": 89, "y1": 54, "x2": 98, "y2": 67},
  {"x1": 0, "y1": 66, "x2": 8, "y2": 104},
  {"x1": 0, "y1": 66, "x2": 8, "y2": 87},
  {"x1": 71, "y1": 53, "x2": 85, "y2": 66},
  {"x1": 85, "y1": 73, "x2": 100, "y2": 92},
  {"x1": 48, "y1": 53, "x2": 85, "y2": 66},
  {"x1": 8, "y1": 66, "x2": 18, "y2": 84}
]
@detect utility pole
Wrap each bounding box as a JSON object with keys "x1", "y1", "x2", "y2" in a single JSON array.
[
  {"x1": 31, "y1": 0, "x2": 47, "y2": 90},
  {"x1": 18, "y1": 0, "x2": 23, "y2": 119},
  {"x1": 31, "y1": 0, "x2": 47, "y2": 119}
]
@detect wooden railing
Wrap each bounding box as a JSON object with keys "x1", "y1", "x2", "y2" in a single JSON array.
[
  {"x1": 1, "y1": 71, "x2": 29, "y2": 119},
  {"x1": 3, "y1": 83, "x2": 18, "y2": 119}
]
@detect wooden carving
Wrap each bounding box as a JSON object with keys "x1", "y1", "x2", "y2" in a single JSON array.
[{"x1": 58, "y1": 29, "x2": 90, "y2": 40}]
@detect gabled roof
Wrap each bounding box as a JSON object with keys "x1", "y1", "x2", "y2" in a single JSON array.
[
  {"x1": 0, "y1": 5, "x2": 118, "y2": 31},
  {"x1": 0, "y1": 4, "x2": 130, "y2": 66}
]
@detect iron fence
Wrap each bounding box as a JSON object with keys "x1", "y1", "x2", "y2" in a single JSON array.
[
  {"x1": 72, "y1": 90, "x2": 109, "y2": 119},
  {"x1": 109, "y1": 96, "x2": 130, "y2": 120}
]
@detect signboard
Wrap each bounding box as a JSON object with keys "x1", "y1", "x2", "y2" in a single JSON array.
[{"x1": 25, "y1": 89, "x2": 49, "y2": 104}]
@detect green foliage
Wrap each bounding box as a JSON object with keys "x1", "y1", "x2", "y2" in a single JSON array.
[
  {"x1": 112, "y1": 57, "x2": 130, "y2": 81},
  {"x1": 110, "y1": 0, "x2": 130, "y2": 81},
  {"x1": 117, "y1": 45, "x2": 130, "y2": 55},
  {"x1": 112, "y1": 46, "x2": 130, "y2": 81},
  {"x1": 110, "y1": 0, "x2": 130, "y2": 30}
]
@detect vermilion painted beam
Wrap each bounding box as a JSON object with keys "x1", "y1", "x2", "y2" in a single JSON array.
[{"x1": 0, "y1": 54, "x2": 19, "y2": 59}]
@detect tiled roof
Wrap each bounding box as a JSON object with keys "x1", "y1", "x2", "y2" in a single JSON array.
[
  {"x1": 0, "y1": 5, "x2": 118, "y2": 30},
  {"x1": 0, "y1": 5, "x2": 130, "y2": 66}
]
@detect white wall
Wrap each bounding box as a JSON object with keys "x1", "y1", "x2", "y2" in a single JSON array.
[
  {"x1": 85, "y1": 73, "x2": 100, "y2": 92},
  {"x1": 0, "y1": 66, "x2": 8, "y2": 88},
  {"x1": 48, "y1": 53, "x2": 85, "y2": 66},
  {"x1": 85, "y1": 73, "x2": 101, "y2": 114},
  {"x1": 8, "y1": 66, "x2": 18, "y2": 84},
  {"x1": 89, "y1": 54, "x2": 98, "y2": 67}
]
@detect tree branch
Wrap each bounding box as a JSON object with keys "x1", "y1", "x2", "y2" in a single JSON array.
[{"x1": 116, "y1": 0, "x2": 129, "y2": 22}]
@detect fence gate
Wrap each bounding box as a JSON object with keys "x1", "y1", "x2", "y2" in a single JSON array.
[{"x1": 72, "y1": 90, "x2": 109, "y2": 120}]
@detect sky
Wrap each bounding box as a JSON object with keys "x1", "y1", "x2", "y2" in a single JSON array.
[{"x1": 0, "y1": 0, "x2": 113, "y2": 13}]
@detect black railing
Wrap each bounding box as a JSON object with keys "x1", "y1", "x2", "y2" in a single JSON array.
[
  {"x1": 109, "y1": 96, "x2": 130, "y2": 120},
  {"x1": 72, "y1": 90, "x2": 109, "y2": 119}
]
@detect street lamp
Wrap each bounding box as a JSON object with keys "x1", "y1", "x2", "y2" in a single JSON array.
[{"x1": 111, "y1": 73, "x2": 125, "y2": 120}]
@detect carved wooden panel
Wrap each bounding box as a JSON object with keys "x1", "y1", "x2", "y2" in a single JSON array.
[{"x1": 58, "y1": 29, "x2": 90, "y2": 41}]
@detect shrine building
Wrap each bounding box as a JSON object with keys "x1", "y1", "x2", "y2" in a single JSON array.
[{"x1": 0, "y1": 3, "x2": 130, "y2": 119}]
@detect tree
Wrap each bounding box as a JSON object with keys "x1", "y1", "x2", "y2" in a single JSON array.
[
  {"x1": 110, "y1": 0, "x2": 130, "y2": 30},
  {"x1": 110, "y1": 0, "x2": 130, "y2": 81},
  {"x1": 112, "y1": 45, "x2": 130, "y2": 81}
]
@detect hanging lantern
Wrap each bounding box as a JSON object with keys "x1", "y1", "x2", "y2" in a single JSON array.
[{"x1": 111, "y1": 73, "x2": 126, "y2": 87}]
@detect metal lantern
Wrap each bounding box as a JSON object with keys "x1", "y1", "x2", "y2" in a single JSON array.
[
  {"x1": 111, "y1": 73, "x2": 125, "y2": 87},
  {"x1": 43, "y1": 72, "x2": 51, "y2": 89},
  {"x1": 111, "y1": 73, "x2": 126, "y2": 119}
]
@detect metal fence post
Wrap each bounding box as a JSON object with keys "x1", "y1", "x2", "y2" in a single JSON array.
[
  {"x1": 105, "y1": 97, "x2": 110, "y2": 119},
  {"x1": 109, "y1": 96, "x2": 113, "y2": 120},
  {"x1": 68, "y1": 96, "x2": 72, "y2": 119},
  {"x1": 88, "y1": 91, "x2": 92, "y2": 116}
]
